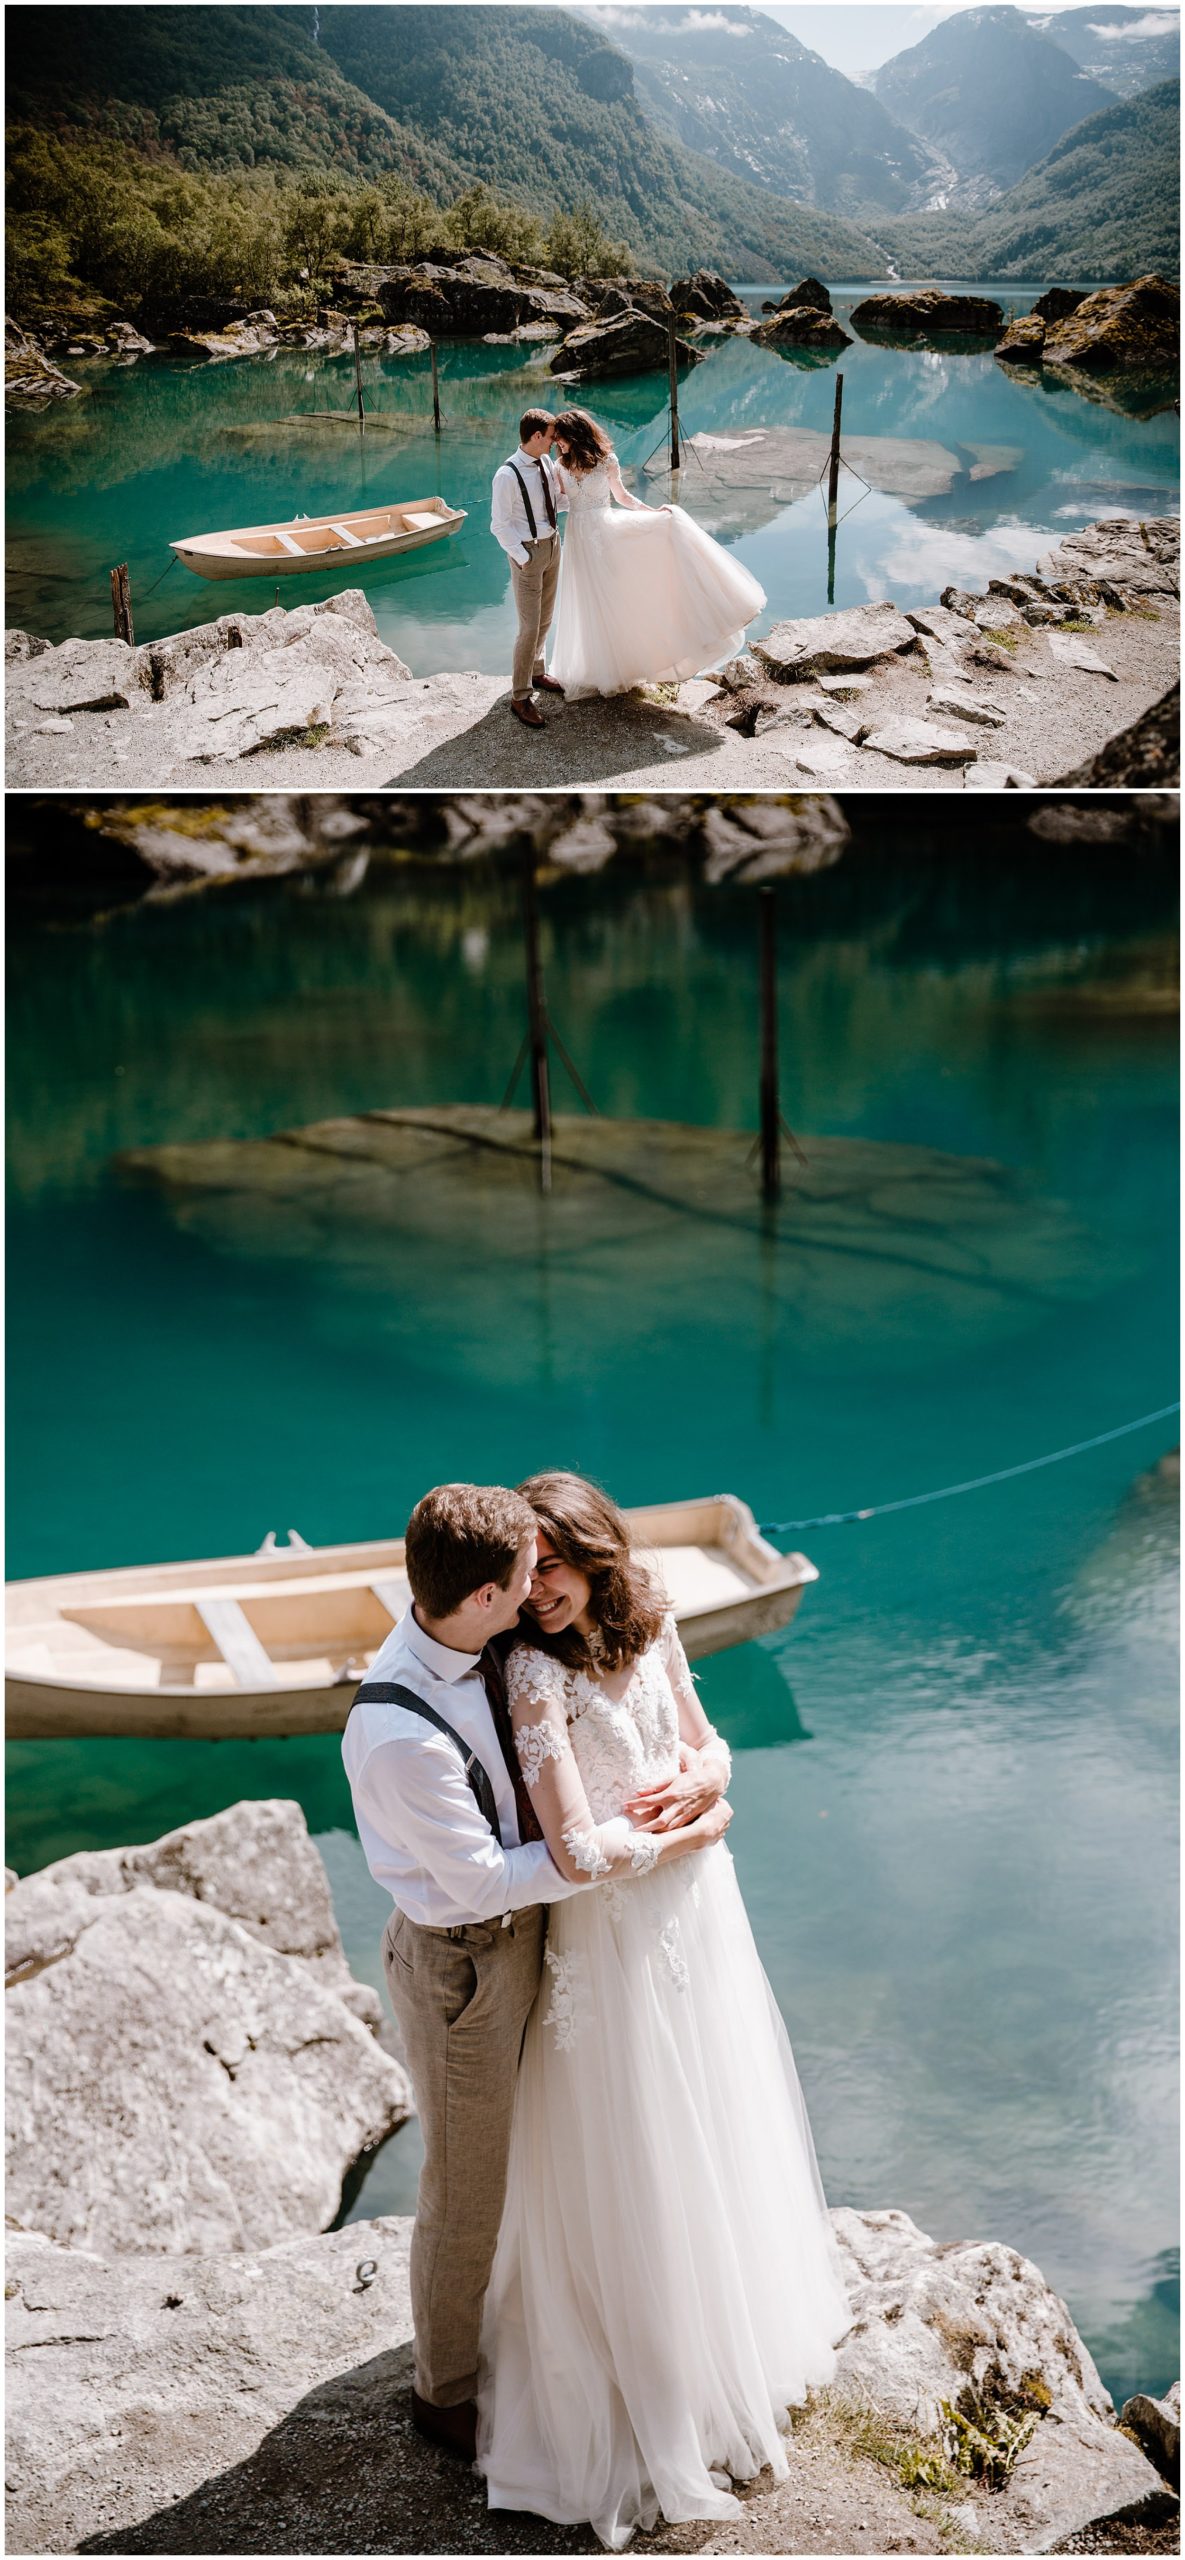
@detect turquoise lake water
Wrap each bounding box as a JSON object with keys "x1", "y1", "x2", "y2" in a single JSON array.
[
  {"x1": 6, "y1": 834, "x2": 1179, "y2": 2407},
  {"x1": 7, "y1": 279, "x2": 1177, "y2": 674}
]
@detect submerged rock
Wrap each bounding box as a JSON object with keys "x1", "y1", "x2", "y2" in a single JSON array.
[
  {"x1": 850, "y1": 288, "x2": 1004, "y2": 338},
  {"x1": 5, "y1": 1802, "x2": 410, "y2": 2255}
]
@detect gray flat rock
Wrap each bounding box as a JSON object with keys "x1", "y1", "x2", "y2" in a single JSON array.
[
  {"x1": 907, "y1": 604, "x2": 982, "y2": 650},
  {"x1": 754, "y1": 601, "x2": 918, "y2": 680},
  {"x1": 10, "y1": 635, "x2": 143, "y2": 716},
  {"x1": 1047, "y1": 631, "x2": 1119, "y2": 678},
  {"x1": 862, "y1": 718, "x2": 977, "y2": 764},
  {"x1": 816, "y1": 672, "x2": 874, "y2": 695},
  {"x1": 928, "y1": 686, "x2": 1007, "y2": 728},
  {"x1": 964, "y1": 762, "x2": 1038, "y2": 789}
]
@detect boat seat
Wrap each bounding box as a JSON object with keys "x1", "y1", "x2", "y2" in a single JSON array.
[
  {"x1": 195, "y1": 1596, "x2": 277, "y2": 1688},
  {"x1": 329, "y1": 524, "x2": 364, "y2": 546},
  {"x1": 273, "y1": 530, "x2": 304, "y2": 555},
  {"x1": 369, "y1": 1577, "x2": 407, "y2": 1625},
  {"x1": 403, "y1": 510, "x2": 443, "y2": 532}
]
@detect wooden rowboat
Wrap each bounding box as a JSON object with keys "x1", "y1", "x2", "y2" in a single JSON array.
[
  {"x1": 6, "y1": 1499, "x2": 816, "y2": 1741},
  {"x1": 170, "y1": 494, "x2": 465, "y2": 581}
]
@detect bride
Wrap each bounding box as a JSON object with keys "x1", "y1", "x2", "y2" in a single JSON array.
[
  {"x1": 547, "y1": 407, "x2": 766, "y2": 699},
  {"x1": 476, "y1": 1472, "x2": 849, "y2": 2551}
]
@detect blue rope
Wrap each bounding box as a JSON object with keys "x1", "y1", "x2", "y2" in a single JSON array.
[{"x1": 760, "y1": 1402, "x2": 1180, "y2": 1537}]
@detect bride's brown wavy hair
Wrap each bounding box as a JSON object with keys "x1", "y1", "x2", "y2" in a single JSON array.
[
  {"x1": 551, "y1": 408, "x2": 612, "y2": 476},
  {"x1": 514, "y1": 1471, "x2": 665, "y2": 1672}
]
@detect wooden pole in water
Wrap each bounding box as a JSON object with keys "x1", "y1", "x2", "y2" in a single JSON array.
[
  {"x1": 826, "y1": 372, "x2": 844, "y2": 523},
  {"x1": 109, "y1": 563, "x2": 134, "y2": 647},
  {"x1": 759, "y1": 887, "x2": 781, "y2": 1205},
  {"x1": 523, "y1": 853, "x2": 553, "y2": 1193},
  {"x1": 825, "y1": 371, "x2": 843, "y2": 603},
  {"x1": 430, "y1": 342, "x2": 441, "y2": 435},
  {"x1": 667, "y1": 314, "x2": 680, "y2": 475},
  {"x1": 352, "y1": 323, "x2": 366, "y2": 430}
]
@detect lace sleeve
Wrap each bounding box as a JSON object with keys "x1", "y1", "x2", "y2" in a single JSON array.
[
  {"x1": 658, "y1": 1615, "x2": 732, "y2": 1789},
  {"x1": 507, "y1": 1647, "x2": 666, "y2": 1884}
]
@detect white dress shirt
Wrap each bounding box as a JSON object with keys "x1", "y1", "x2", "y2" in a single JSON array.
[
  {"x1": 491, "y1": 451, "x2": 567, "y2": 567},
  {"x1": 342, "y1": 1607, "x2": 623, "y2": 1927}
]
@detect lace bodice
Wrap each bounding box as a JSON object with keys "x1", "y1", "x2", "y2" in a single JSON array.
[
  {"x1": 507, "y1": 1620, "x2": 683, "y2": 1819},
  {"x1": 559, "y1": 453, "x2": 620, "y2": 517}
]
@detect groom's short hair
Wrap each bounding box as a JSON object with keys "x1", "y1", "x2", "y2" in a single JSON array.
[
  {"x1": 405, "y1": 1483, "x2": 536, "y2": 1620},
  {"x1": 519, "y1": 408, "x2": 555, "y2": 445}
]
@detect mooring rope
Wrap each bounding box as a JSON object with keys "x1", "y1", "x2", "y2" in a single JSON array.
[{"x1": 759, "y1": 1402, "x2": 1180, "y2": 1537}]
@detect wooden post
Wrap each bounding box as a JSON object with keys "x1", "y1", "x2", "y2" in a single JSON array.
[
  {"x1": 430, "y1": 342, "x2": 441, "y2": 435},
  {"x1": 523, "y1": 853, "x2": 552, "y2": 1193},
  {"x1": 759, "y1": 887, "x2": 781, "y2": 1205},
  {"x1": 667, "y1": 314, "x2": 680, "y2": 475},
  {"x1": 109, "y1": 562, "x2": 134, "y2": 647},
  {"x1": 352, "y1": 322, "x2": 366, "y2": 430},
  {"x1": 826, "y1": 372, "x2": 844, "y2": 523}
]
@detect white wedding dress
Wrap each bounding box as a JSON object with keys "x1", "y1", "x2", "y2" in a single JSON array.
[
  {"x1": 476, "y1": 1617, "x2": 850, "y2": 2551},
  {"x1": 549, "y1": 452, "x2": 766, "y2": 699}
]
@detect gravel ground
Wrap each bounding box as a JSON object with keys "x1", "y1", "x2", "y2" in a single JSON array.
[{"x1": 6, "y1": 603, "x2": 1176, "y2": 795}]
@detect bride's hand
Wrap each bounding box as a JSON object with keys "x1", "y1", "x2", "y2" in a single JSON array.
[{"x1": 626, "y1": 1745, "x2": 720, "y2": 1829}]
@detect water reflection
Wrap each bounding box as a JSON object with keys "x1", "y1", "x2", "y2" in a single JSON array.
[{"x1": 7, "y1": 280, "x2": 1176, "y2": 666}]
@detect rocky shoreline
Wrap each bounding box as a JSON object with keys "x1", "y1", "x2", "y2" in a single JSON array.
[
  {"x1": 5, "y1": 1804, "x2": 1179, "y2": 2556},
  {"x1": 6, "y1": 516, "x2": 1177, "y2": 793},
  {"x1": 7, "y1": 266, "x2": 1177, "y2": 407}
]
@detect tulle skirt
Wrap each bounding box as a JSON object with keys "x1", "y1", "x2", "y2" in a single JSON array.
[
  {"x1": 548, "y1": 504, "x2": 766, "y2": 699},
  {"x1": 476, "y1": 1843, "x2": 850, "y2": 2551}
]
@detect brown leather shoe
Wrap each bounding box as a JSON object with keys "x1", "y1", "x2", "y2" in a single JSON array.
[
  {"x1": 535, "y1": 673, "x2": 566, "y2": 695},
  {"x1": 410, "y1": 2389, "x2": 478, "y2": 2460},
  {"x1": 511, "y1": 697, "x2": 546, "y2": 727}
]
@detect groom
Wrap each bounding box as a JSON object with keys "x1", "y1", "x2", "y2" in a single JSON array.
[
  {"x1": 341, "y1": 1481, "x2": 723, "y2": 2464},
  {"x1": 491, "y1": 409, "x2": 568, "y2": 730}
]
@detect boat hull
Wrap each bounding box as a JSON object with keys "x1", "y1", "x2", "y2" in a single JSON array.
[
  {"x1": 7, "y1": 1503, "x2": 816, "y2": 1740},
  {"x1": 171, "y1": 500, "x2": 465, "y2": 581}
]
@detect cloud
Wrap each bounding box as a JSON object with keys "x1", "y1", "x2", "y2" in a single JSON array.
[{"x1": 1085, "y1": 9, "x2": 1179, "y2": 33}]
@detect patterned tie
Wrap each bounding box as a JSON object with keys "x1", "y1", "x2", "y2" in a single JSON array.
[
  {"x1": 481, "y1": 1643, "x2": 543, "y2": 1844},
  {"x1": 536, "y1": 457, "x2": 557, "y2": 532}
]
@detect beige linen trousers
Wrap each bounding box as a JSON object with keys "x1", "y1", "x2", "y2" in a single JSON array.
[
  {"x1": 510, "y1": 532, "x2": 561, "y2": 699},
  {"x1": 382, "y1": 1901, "x2": 547, "y2": 2405}
]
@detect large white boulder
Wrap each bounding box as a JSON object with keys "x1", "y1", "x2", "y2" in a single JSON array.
[
  {"x1": 833, "y1": 2206, "x2": 1172, "y2": 2550},
  {"x1": 5, "y1": 1802, "x2": 410, "y2": 2254}
]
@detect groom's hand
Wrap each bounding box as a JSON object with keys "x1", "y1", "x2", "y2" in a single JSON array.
[{"x1": 625, "y1": 1743, "x2": 723, "y2": 1830}]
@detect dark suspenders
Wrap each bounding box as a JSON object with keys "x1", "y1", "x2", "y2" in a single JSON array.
[
  {"x1": 507, "y1": 460, "x2": 539, "y2": 540},
  {"x1": 353, "y1": 1680, "x2": 503, "y2": 1845},
  {"x1": 508, "y1": 458, "x2": 557, "y2": 542}
]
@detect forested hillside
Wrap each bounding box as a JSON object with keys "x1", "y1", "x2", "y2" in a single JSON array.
[{"x1": 884, "y1": 80, "x2": 1181, "y2": 280}]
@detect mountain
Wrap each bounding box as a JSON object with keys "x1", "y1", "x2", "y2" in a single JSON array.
[
  {"x1": 5, "y1": 2, "x2": 884, "y2": 281},
  {"x1": 1026, "y1": 6, "x2": 1180, "y2": 103},
  {"x1": 4, "y1": 4, "x2": 461, "y2": 188},
  {"x1": 885, "y1": 78, "x2": 1180, "y2": 279},
  {"x1": 308, "y1": 5, "x2": 881, "y2": 276},
  {"x1": 872, "y1": 5, "x2": 1117, "y2": 203},
  {"x1": 575, "y1": 4, "x2": 946, "y2": 217}
]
